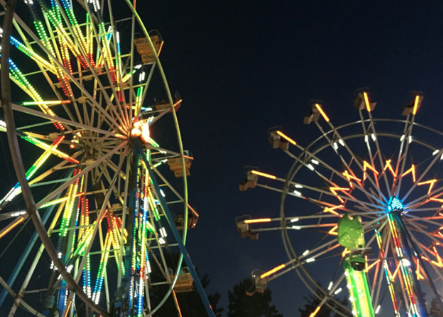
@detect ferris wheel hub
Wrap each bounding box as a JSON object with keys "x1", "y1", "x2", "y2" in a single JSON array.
[{"x1": 388, "y1": 196, "x2": 404, "y2": 212}]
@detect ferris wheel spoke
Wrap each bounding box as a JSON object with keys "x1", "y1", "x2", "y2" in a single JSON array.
[
  {"x1": 294, "y1": 125, "x2": 385, "y2": 206},
  {"x1": 11, "y1": 104, "x2": 124, "y2": 138},
  {"x1": 402, "y1": 149, "x2": 443, "y2": 202},
  {"x1": 406, "y1": 234, "x2": 443, "y2": 285},
  {"x1": 404, "y1": 185, "x2": 443, "y2": 210},
  {"x1": 153, "y1": 168, "x2": 199, "y2": 218},
  {"x1": 255, "y1": 182, "x2": 382, "y2": 212},
  {"x1": 106, "y1": 0, "x2": 129, "y2": 120},
  {"x1": 403, "y1": 218, "x2": 441, "y2": 247},
  {"x1": 403, "y1": 214, "x2": 443, "y2": 229},
  {"x1": 36, "y1": 141, "x2": 127, "y2": 209},
  {"x1": 314, "y1": 110, "x2": 386, "y2": 203},
  {"x1": 79, "y1": 2, "x2": 130, "y2": 128},
  {"x1": 360, "y1": 107, "x2": 393, "y2": 197},
  {"x1": 404, "y1": 206, "x2": 443, "y2": 213},
  {"x1": 10, "y1": 20, "x2": 77, "y2": 126},
  {"x1": 356, "y1": 107, "x2": 385, "y2": 200},
  {"x1": 9, "y1": 13, "x2": 125, "y2": 131},
  {"x1": 395, "y1": 114, "x2": 423, "y2": 198}
]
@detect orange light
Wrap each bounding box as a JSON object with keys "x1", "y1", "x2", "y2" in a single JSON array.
[
  {"x1": 365, "y1": 259, "x2": 380, "y2": 272},
  {"x1": 310, "y1": 306, "x2": 321, "y2": 317},
  {"x1": 416, "y1": 259, "x2": 424, "y2": 280},
  {"x1": 412, "y1": 95, "x2": 420, "y2": 115},
  {"x1": 363, "y1": 161, "x2": 379, "y2": 175},
  {"x1": 260, "y1": 264, "x2": 286, "y2": 278},
  {"x1": 363, "y1": 92, "x2": 371, "y2": 112},
  {"x1": 382, "y1": 159, "x2": 397, "y2": 177},
  {"x1": 343, "y1": 170, "x2": 361, "y2": 182},
  {"x1": 392, "y1": 263, "x2": 401, "y2": 279},
  {"x1": 314, "y1": 104, "x2": 329, "y2": 122},
  {"x1": 433, "y1": 246, "x2": 443, "y2": 266},
  {"x1": 244, "y1": 218, "x2": 272, "y2": 224},
  {"x1": 0, "y1": 216, "x2": 25, "y2": 239},
  {"x1": 421, "y1": 256, "x2": 430, "y2": 262},
  {"x1": 276, "y1": 131, "x2": 296, "y2": 145},
  {"x1": 402, "y1": 165, "x2": 416, "y2": 183},
  {"x1": 131, "y1": 127, "x2": 141, "y2": 137},
  {"x1": 328, "y1": 225, "x2": 338, "y2": 236},
  {"x1": 251, "y1": 170, "x2": 277, "y2": 179},
  {"x1": 418, "y1": 179, "x2": 437, "y2": 194},
  {"x1": 63, "y1": 301, "x2": 72, "y2": 317},
  {"x1": 343, "y1": 170, "x2": 360, "y2": 188}
]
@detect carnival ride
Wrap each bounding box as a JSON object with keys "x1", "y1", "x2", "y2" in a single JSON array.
[
  {"x1": 237, "y1": 91, "x2": 443, "y2": 317},
  {"x1": 0, "y1": 0, "x2": 214, "y2": 316}
]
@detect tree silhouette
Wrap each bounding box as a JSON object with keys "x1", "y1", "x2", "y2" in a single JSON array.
[
  {"x1": 430, "y1": 298, "x2": 443, "y2": 317},
  {"x1": 227, "y1": 278, "x2": 283, "y2": 317},
  {"x1": 149, "y1": 252, "x2": 223, "y2": 317},
  {"x1": 299, "y1": 284, "x2": 349, "y2": 317}
]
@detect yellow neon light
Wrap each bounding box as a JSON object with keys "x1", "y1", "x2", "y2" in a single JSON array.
[
  {"x1": 412, "y1": 95, "x2": 420, "y2": 115},
  {"x1": 431, "y1": 197, "x2": 443, "y2": 203},
  {"x1": 310, "y1": 306, "x2": 321, "y2": 317},
  {"x1": 63, "y1": 301, "x2": 72, "y2": 317},
  {"x1": 0, "y1": 216, "x2": 24, "y2": 239},
  {"x1": 314, "y1": 104, "x2": 329, "y2": 122},
  {"x1": 343, "y1": 170, "x2": 361, "y2": 182},
  {"x1": 276, "y1": 131, "x2": 296, "y2": 145},
  {"x1": 416, "y1": 259, "x2": 424, "y2": 280},
  {"x1": 328, "y1": 225, "x2": 338, "y2": 236},
  {"x1": 244, "y1": 218, "x2": 272, "y2": 224},
  {"x1": 363, "y1": 161, "x2": 379, "y2": 175},
  {"x1": 251, "y1": 170, "x2": 277, "y2": 179},
  {"x1": 392, "y1": 263, "x2": 401, "y2": 279},
  {"x1": 418, "y1": 179, "x2": 437, "y2": 194},
  {"x1": 324, "y1": 205, "x2": 342, "y2": 216},
  {"x1": 382, "y1": 159, "x2": 397, "y2": 177},
  {"x1": 365, "y1": 259, "x2": 380, "y2": 272},
  {"x1": 22, "y1": 100, "x2": 71, "y2": 106},
  {"x1": 363, "y1": 92, "x2": 371, "y2": 112},
  {"x1": 402, "y1": 165, "x2": 416, "y2": 183},
  {"x1": 260, "y1": 264, "x2": 286, "y2": 278},
  {"x1": 329, "y1": 187, "x2": 349, "y2": 203},
  {"x1": 342, "y1": 248, "x2": 350, "y2": 257}
]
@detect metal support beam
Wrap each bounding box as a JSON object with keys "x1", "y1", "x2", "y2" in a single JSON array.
[{"x1": 139, "y1": 145, "x2": 215, "y2": 317}]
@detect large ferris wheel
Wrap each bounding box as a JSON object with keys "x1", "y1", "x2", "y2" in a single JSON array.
[
  {"x1": 237, "y1": 91, "x2": 443, "y2": 317},
  {"x1": 0, "y1": 0, "x2": 214, "y2": 316}
]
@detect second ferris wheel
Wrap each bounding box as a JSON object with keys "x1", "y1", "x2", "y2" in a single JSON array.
[{"x1": 237, "y1": 90, "x2": 443, "y2": 317}]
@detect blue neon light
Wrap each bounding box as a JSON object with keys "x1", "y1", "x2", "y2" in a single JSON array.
[{"x1": 388, "y1": 196, "x2": 403, "y2": 212}]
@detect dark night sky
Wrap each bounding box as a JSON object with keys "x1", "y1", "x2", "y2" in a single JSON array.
[
  {"x1": 135, "y1": 1, "x2": 443, "y2": 316},
  {"x1": 4, "y1": 1, "x2": 443, "y2": 316}
]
